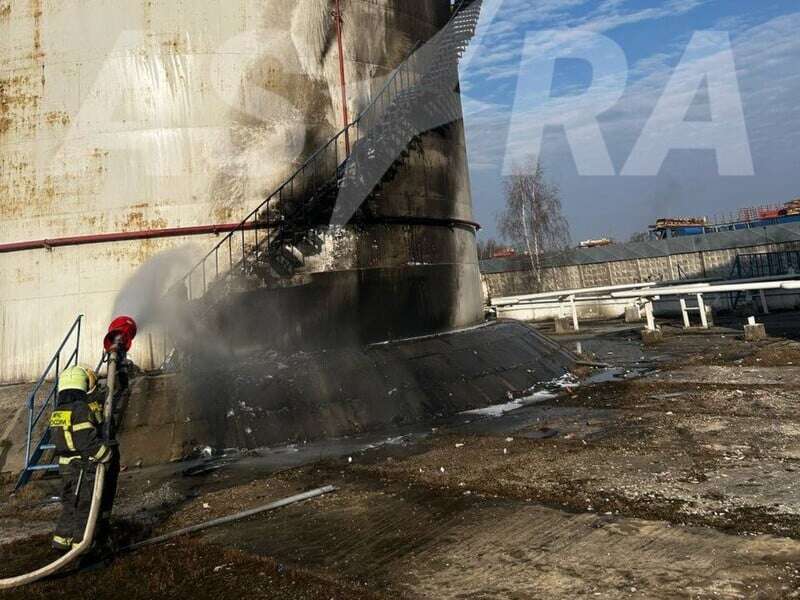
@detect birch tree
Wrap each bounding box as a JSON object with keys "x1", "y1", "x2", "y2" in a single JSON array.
[{"x1": 498, "y1": 158, "x2": 571, "y2": 287}]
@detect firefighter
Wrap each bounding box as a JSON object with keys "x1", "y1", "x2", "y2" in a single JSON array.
[{"x1": 49, "y1": 365, "x2": 119, "y2": 556}]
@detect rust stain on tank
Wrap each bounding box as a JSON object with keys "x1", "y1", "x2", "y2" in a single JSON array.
[
  {"x1": 0, "y1": 73, "x2": 42, "y2": 136},
  {"x1": 44, "y1": 111, "x2": 70, "y2": 127},
  {"x1": 0, "y1": 78, "x2": 14, "y2": 135},
  {"x1": 30, "y1": 0, "x2": 44, "y2": 60},
  {"x1": 142, "y1": 0, "x2": 153, "y2": 30},
  {"x1": 161, "y1": 35, "x2": 187, "y2": 54},
  {"x1": 40, "y1": 174, "x2": 56, "y2": 202},
  {"x1": 0, "y1": 149, "x2": 36, "y2": 210},
  {"x1": 119, "y1": 211, "x2": 168, "y2": 232},
  {"x1": 0, "y1": 1, "x2": 10, "y2": 19},
  {"x1": 14, "y1": 266, "x2": 35, "y2": 285},
  {"x1": 89, "y1": 147, "x2": 110, "y2": 174},
  {"x1": 211, "y1": 204, "x2": 236, "y2": 223}
]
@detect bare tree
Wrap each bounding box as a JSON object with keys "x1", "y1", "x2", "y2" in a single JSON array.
[{"x1": 497, "y1": 157, "x2": 571, "y2": 285}]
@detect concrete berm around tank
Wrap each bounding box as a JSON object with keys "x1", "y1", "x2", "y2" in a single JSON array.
[
  {"x1": 119, "y1": 320, "x2": 577, "y2": 467},
  {"x1": 0, "y1": 321, "x2": 578, "y2": 475}
]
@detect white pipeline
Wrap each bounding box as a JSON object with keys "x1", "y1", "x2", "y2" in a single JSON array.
[
  {"x1": 611, "y1": 280, "x2": 798, "y2": 299},
  {"x1": 491, "y1": 281, "x2": 658, "y2": 306}
]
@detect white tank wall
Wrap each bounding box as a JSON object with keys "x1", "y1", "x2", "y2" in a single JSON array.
[
  {"x1": 0, "y1": 236, "x2": 204, "y2": 382},
  {"x1": 0, "y1": 0, "x2": 477, "y2": 383}
]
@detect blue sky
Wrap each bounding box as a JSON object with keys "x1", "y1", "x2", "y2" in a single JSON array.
[{"x1": 460, "y1": 0, "x2": 800, "y2": 243}]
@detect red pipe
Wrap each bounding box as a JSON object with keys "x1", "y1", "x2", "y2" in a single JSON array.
[
  {"x1": 333, "y1": 0, "x2": 350, "y2": 155},
  {"x1": 0, "y1": 216, "x2": 482, "y2": 255},
  {"x1": 0, "y1": 223, "x2": 263, "y2": 254}
]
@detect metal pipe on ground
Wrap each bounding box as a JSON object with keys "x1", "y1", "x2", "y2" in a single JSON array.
[{"x1": 122, "y1": 486, "x2": 337, "y2": 553}]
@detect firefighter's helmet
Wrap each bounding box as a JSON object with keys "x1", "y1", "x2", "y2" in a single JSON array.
[{"x1": 58, "y1": 365, "x2": 98, "y2": 394}]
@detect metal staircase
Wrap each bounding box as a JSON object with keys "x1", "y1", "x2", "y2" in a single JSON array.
[
  {"x1": 14, "y1": 316, "x2": 83, "y2": 491},
  {"x1": 178, "y1": 0, "x2": 484, "y2": 304},
  {"x1": 14, "y1": 317, "x2": 110, "y2": 491}
]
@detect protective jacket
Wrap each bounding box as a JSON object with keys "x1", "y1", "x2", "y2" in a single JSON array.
[
  {"x1": 49, "y1": 389, "x2": 115, "y2": 551},
  {"x1": 49, "y1": 389, "x2": 111, "y2": 466}
]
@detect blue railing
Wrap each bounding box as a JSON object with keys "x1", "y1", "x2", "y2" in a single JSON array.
[
  {"x1": 14, "y1": 315, "x2": 84, "y2": 491},
  {"x1": 731, "y1": 250, "x2": 800, "y2": 280},
  {"x1": 727, "y1": 250, "x2": 800, "y2": 310}
]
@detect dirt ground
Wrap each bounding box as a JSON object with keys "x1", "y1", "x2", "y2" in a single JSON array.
[{"x1": 2, "y1": 316, "x2": 800, "y2": 599}]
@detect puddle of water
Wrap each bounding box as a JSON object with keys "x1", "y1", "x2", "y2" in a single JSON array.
[{"x1": 584, "y1": 366, "x2": 654, "y2": 385}]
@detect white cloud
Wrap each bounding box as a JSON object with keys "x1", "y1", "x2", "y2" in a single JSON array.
[
  {"x1": 466, "y1": 10, "x2": 800, "y2": 168},
  {"x1": 464, "y1": 9, "x2": 800, "y2": 240},
  {"x1": 463, "y1": 0, "x2": 709, "y2": 83}
]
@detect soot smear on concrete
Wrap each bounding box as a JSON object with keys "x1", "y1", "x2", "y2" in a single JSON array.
[{"x1": 181, "y1": 321, "x2": 578, "y2": 452}]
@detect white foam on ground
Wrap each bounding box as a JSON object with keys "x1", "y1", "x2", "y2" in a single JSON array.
[
  {"x1": 462, "y1": 390, "x2": 557, "y2": 417},
  {"x1": 461, "y1": 374, "x2": 578, "y2": 417}
]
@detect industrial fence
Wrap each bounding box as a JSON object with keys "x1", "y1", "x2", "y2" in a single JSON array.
[
  {"x1": 731, "y1": 250, "x2": 800, "y2": 279},
  {"x1": 481, "y1": 223, "x2": 800, "y2": 299}
]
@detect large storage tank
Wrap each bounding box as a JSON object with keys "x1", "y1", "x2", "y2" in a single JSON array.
[{"x1": 0, "y1": 0, "x2": 483, "y2": 383}]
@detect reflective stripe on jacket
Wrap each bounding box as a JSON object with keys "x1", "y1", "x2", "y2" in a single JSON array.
[{"x1": 49, "y1": 393, "x2": 109, "y2": 462}]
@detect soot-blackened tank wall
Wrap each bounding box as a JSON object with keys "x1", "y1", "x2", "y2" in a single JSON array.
[{"x1": 0, "y1": 0, "x2": 482, "y2": 382}]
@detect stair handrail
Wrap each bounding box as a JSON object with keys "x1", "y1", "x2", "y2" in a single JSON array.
[
  {"x1": 14, "y1": 315, "x2": 83, "y2": 491},
  {"x1": 177, "y1": 0, "x2": 480, "y2": 302},
  {"x1": 177, "y1": 59, "x2": 424, "y2": 300}
]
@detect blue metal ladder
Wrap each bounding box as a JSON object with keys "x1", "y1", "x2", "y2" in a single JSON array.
[{"x1": 14, "y1": 315, "x2": 85, "y2": 492}]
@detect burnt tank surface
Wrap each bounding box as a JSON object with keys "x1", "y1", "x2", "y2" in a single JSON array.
[
  {"x1": 0, "y1": 0, "x2": 482, "y2": 383},
  {"x1": 0, "y1": 0, "x2": 572, "y2": 471},
  {"x1": 0, "y1": 320, "x2": 577, "y2": 474},
  {"x1": 113, "y1": 321, "x2": 578, "y2": 465}
]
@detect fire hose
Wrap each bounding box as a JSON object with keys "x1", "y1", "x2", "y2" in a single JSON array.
[
  {"x1": 0, "y1": 470, "x2": 108, "y2": 590},
  {"x1": 0, "y1": 315, "x2": 337, "y2": 589},
  {"x1": 0, "y1": 318, "x2": 135, "y2": 590}
]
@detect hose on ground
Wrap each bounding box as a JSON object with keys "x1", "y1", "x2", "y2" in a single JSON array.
[
  {"x1": 0, "y1": 341, "x2": 121, "y2": 590},
  {"x1": 0, "y1": 465, "x2": 106, "y2": 590}
]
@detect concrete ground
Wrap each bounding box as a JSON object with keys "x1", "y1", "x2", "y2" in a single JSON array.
[{"x1": 2, "y1": 313, "x2": 800, "y2": 599}]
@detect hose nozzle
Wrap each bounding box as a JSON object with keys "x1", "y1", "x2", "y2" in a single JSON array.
[{"x1": 103, "y1": 316, "x2": 138, "y2": 352}]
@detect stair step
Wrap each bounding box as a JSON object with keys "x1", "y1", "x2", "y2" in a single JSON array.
[
  {"x1": 27, "y1": 464, "x2": 59, "y2": 472},
  {"x1": 232, "y1": 0, "x2": 483, "y2": 282}
]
